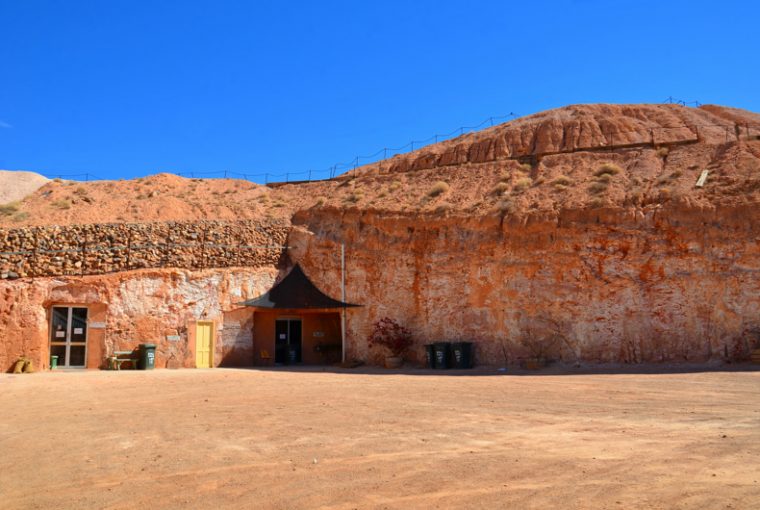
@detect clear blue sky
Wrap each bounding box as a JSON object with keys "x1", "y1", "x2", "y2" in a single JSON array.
[{"x1": 1, "y1": 1, "x2": 758, "y2": 182}]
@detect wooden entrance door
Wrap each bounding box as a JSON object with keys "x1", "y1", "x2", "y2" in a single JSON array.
[
  {"x1": 49, "y1": 306, "x2": 88, "y2": 368},
  {"x1": 274, "y1": 319, "x2": 302, "y2": 364},
  {"x1": 195, "y1": 322, "x2": 214, "y2": 368}
]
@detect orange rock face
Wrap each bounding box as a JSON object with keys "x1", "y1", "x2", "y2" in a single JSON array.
[
  {"x1": 0, "y1": 268, "x2": 277, "y2": 371},
  {"x1": 2, "y1": 103, "x2": 760, "y2": 369},
  {"x1": 291, "y1": 205, "x2": 760, "y2": 366}
]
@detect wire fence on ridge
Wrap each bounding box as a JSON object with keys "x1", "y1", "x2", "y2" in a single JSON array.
[{"x1": 38, "y1": 98, "x2": 758, "y2": 185}]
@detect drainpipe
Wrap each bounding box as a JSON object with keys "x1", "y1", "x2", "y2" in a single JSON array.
[{"x1": 341, "y1": 242, "x2": 346, "y2": 364}]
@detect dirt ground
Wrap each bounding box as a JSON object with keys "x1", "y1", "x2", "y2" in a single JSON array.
[{"x1": 1, "y1": 367, "x2": 758, "y2": 509}]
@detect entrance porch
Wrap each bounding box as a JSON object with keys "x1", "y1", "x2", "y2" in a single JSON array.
[{"x1": 237, "y1": 264, "x2": 360, "y2": 366}]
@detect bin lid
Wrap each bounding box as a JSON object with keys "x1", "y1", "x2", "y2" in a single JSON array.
[{"x1": 140, "y1": 343, "x2": 157, "y2": 348}]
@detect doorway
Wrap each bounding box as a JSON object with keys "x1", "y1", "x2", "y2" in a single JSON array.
[
  {"x1": 275, "y1": 318, "x2": 302, "y2": 364},
  {"x1": 196, "y1": 321, "x2": 214, "y2": 368},
  {"x1": 49, "y1": 306, "x2": 88, "y2": 368}
]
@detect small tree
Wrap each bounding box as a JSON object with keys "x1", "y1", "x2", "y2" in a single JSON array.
[{"x1": 368, "y1": 317, "x2": 413, "y2": 358}]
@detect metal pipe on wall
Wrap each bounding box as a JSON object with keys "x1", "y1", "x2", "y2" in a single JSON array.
[{"x1": 341, "y1": 242, "x2": 346, "y2": 364}]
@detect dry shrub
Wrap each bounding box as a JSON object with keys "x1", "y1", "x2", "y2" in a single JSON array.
[
  {"x1": 346, "y1": 192, "x2": 362, "y2": 203},
  {"x1": 315, "y1": 196, "x2": 326, "y2": 206},
  {"x1": 499, "y1": 171, "x2": 511, "y2": 183},
  {"x1": 495, "y1": 199, "x2": 515, "y2": 214},
  {"x1": 657, "y1": 147, "x2": 670, "y2": 158},
  {"x1": 589, "y1": 197, "x2": 605, "y2": 208},
  {"x1": 588, "y1": 182, "x2": 608, "y2": 194},
  {"x1": 594, "y1": 163, "x2": 623, "y2": 177},
  {"x1": 435, "y1": 203, "x2": 452, "y2": 214},
  {"x1": 389, "y1": 180, "x2": 403, "y2": 191},
  {"x1": 627, "y1": 188, "x2": 643, "y2": 205},
  {"x1": 0, "y1": 202, "x2": 19, "y2": 216},
  {"x1": 427, "y1": 181, "x2": 450, "y2": 197},
  {"x1": 513, "y1": 177, "x2": 533, "y2": 192},
  {"x1": 669, "y1": 170, "x2": 683, "y2": 179},
  {"x1": 552, "y1": 176, "x2": 573, "y2": 189},
  {"x1": 11, "y1": 211, "x2": 30, "y2": 222},
  {"x1": 595, "y1": 173, "x2": 612, "y2": 184},
  {"x1": 519, "y1": 163, "x2": 532, "y2": 173},
  {"x1": 52, "y1": 200, "x2": 71, "y2": 210},
  {"x1": 492, "y1": 182, "x2": 509, "y2": 195}
]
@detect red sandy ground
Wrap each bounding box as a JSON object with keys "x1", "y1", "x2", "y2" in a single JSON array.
[{"x1": 1, "y1": 367, "x2": 758, "y2": 509}]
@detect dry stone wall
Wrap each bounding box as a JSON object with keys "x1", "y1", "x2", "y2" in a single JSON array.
[{"x1": 0, "y1": 220, "x2": 289, "y2": 279}]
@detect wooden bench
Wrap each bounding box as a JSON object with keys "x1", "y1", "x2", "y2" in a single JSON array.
[{"x1": 107, "y1": 350, "x2": 140, "y2": 370}]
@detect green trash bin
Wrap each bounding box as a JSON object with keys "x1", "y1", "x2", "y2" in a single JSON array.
[
  {"x1": 139, "y1": 343, "x2": 156, "y2": 370},
  {"x1": 433, "y1": 342, "x2": 451, "y2": 369},
  {"x1": 451, "y1": 342, "x2": 474, "y2": 369},
  {"x1": 50, "y1": 355, "x2": 58, "y2": 370}
]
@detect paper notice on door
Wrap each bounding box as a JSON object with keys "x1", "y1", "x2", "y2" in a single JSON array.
[
  {"x1": 74, "y1": 328, "x2": 83, "y2": 335},
  {"x1": 279, "y1": 334, "x2": 286, "y2": 339},
  {"x1": 55, "y1": 331, "x2": 65, "y2": 338}
]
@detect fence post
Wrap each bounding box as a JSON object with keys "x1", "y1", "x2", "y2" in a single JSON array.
[{"x1": 308, "y1": 169, "x2": 312, "y2": 181}]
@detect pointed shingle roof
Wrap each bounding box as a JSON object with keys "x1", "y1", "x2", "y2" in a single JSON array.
[{"x1": 238, "y1": 264, "x2": 360, "y2": 309}]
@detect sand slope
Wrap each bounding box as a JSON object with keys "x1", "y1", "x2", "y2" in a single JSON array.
[{"x1": 0, "y1": 169, "x2": 49, "y2": 204}]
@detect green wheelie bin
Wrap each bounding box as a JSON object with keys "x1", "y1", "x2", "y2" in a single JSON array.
[{"x1": 139, "y1": 343, "x2": 156, "y2": 370}]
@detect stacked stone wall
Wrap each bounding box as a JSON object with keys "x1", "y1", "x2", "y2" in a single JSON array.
[{"x1": 0, "y1": 220, "x2": 289, "y2": 279}]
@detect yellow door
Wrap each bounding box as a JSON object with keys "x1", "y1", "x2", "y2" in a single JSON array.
[{"x1": 195, "y1": 322, "x2": 213, "y2": 368}]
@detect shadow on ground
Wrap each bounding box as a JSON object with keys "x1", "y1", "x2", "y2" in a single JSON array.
[{"x1": 242, "y1": 362, "x2": 760, "y2": 377}]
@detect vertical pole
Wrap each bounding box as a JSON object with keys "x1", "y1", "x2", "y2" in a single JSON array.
[{"x1": 341, "y1": 242, "x2": 346, "y2": 364}]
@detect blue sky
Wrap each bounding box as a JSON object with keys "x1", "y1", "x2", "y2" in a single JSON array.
[{"x1": 0, "y1": 1, "x2": 758, "y2": 182}]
